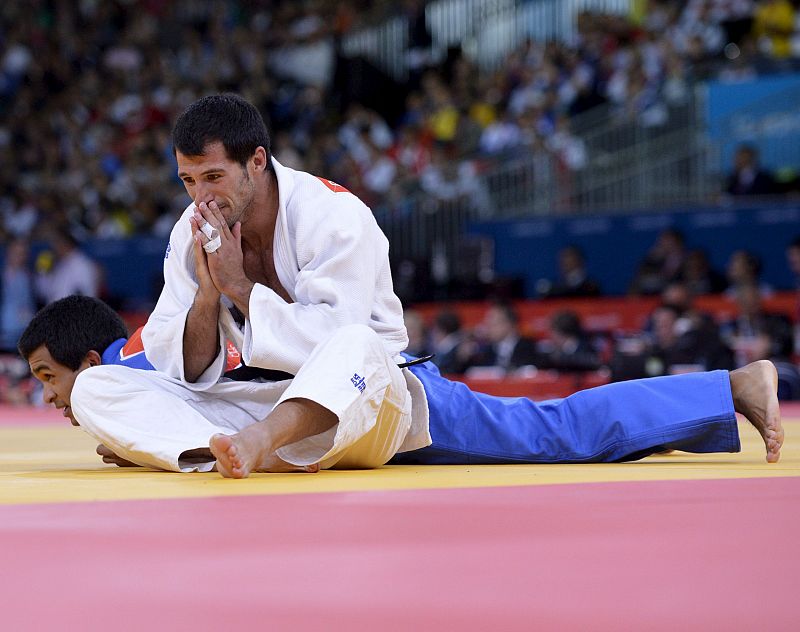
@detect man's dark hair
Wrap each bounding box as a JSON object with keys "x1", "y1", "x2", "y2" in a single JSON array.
[
  {"x1": 435, "y1": 311, "x2": 462, "y2": 335},
  {"x1": 490, "y1": 300, "x2": 519, "y2": 325},
  {"x1": 737, "y1": 250, "x2": 762, "y2": 277},
  {"x1": 18, "y1": 296, "x2": 128, "y2": 370},
  {"x1": 561, "y1": 245, "x2": 585, "y2": 264},
  {"x1": 550, "y1": 310, "x2": 583, "y2": 338},
  {"x1": 172, "y1": 93, "x2": 272, "y2": 168}
]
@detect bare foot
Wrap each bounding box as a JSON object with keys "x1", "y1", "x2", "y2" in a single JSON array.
[
  {"x1": 209, "y1": 424, "x2": 320, "y2": 478},
  {"x1": 730, "y1": 360, "x2": 783, "y2": 463}
]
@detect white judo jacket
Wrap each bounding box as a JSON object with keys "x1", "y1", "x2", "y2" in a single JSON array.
[{"x1": 141, "y1": 158, "x2": 431, "y2": 454}]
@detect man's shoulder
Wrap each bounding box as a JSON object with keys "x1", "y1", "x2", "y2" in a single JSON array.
[
  {"x1": 286, "y1": 169, "x2": 374, "y2": 230},
  {"x1": 105, "y1": 328, "x2": 156, "y2": 370},
  {"x1": 281, "y1": 161, "x2": 364, "y2": 210}
]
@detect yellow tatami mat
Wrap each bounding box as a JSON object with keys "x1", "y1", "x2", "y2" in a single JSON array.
[{"x1": 1, "y1": 414, "x2": 798, "y2": 505}]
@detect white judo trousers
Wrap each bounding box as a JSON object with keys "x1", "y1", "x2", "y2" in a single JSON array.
[{"x1": 71, "y1": 325, "x2": 415, "y2": 472}]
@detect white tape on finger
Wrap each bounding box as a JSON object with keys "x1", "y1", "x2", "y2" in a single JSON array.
[
  {"x1": 203, "y1": 234, "x2": 222, "y2": 253},
  {"x1": 200, "y1": 221, "x2": 217, "y2": 240}
]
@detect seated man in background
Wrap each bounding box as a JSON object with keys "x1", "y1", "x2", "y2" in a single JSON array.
[
  {"x1": 725, "y1": 145, "x2": 777, "y2": 197},
  {"x1": 536, "y1": 245, "x2": 601, "y2": 298},
  {"x1": 611, "y1": 297, "x2": 734, "y2": 382},
  {"x1": 751, "y1": 323, "x2": 800, "y2": 401},
  {"x1": 429, "y1": 310, "x2": 470, "y2": 375},
  {"x1": 534, "y1": 310, "x2": 601, "y2": 372},
  {"x1": 463, "y1": 301, "x2": 539, "y2": 373},
  {"x1": 721, "y1": 283, "x2": 792, "y2": 367}
]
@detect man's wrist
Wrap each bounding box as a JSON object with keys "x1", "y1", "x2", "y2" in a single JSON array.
[
  {"x1": 194, "y1": 292, "x2": 221, "y2": 311},
  {"x1": 227, "y1": 279, "x2": 254, "y2": 317}
]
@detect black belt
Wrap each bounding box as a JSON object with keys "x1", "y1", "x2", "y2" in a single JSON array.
[
  {"x1": 223, "y1": 364, "x2": 295, "y2": 382},
  {"x1": 397, "y1": 354, "x2": 435, "y2": 369}
]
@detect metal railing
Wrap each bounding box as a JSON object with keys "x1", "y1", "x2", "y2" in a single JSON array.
[
  {"x1": 342, "y1": 0, "x2": 632, "y2": 80},
  {"x1": 374, "y1": 91, "x2": 716, "y2": 270}
]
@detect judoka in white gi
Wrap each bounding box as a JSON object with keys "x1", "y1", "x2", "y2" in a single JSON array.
[{"x1": 19, "y1": 95, "x2": 783, "y2": 476}]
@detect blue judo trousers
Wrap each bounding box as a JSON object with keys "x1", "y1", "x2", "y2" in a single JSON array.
[{"x1": 391, "y1": 359, "x2": 741, "y2": 465}]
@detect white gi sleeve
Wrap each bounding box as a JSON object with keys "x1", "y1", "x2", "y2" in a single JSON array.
[
  {"x1": 242, "y1": 193, "x2": 394, "y2": 375},
  {"x1": 141, "y1": 206, "x2": 229, "y2": 388}
]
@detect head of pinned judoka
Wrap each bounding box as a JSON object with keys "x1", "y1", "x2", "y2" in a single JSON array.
[
  {"x1": 173, "y1": 93, "x2": 275, "y2": 230},
  {"x1": 18, "y1": 296, "x2": 127, "y2": 426}
]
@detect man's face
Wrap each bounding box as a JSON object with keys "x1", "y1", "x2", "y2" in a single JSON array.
[
  {"x1": 176, "y1": 141, "x2": 258, "y2": 228},
  {"x1": 27, "y1": 346, "x2": 92, "y2": 426},
  {"x1": 484, "y1": 307, "x2": 514, "y2": 343},
  {"x1": 652, "y1": 308, "x2": 677, "y2": 347}
]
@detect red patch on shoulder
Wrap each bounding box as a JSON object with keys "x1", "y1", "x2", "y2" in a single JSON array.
[
  {"x1": 121, "y1": 327, "x2": 146, "y2": 358},
  {"x1": 316, "y1": 177, "x2": 350, "y2": 193}
]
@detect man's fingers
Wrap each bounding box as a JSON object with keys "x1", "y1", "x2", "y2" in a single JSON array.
[
  {"x1": 97, "y1": 444, "x2": 137, "y2": 467},
  {"x1": 191, "y1": 217, "x2": 215, "y2": 252},
  {"x1": 207, "y1": 201, "x2": 232, "y2": 238},
  {"x1": 194, "y1": 202, "x2": 230, "y2": 240}
]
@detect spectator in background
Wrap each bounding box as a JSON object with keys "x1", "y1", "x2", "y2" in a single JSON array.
[
  {"x1": 403, "y1": 308, "x2": 429, "y2": 358},
  {"x1": 465, "y1": 302, "x2": 539, "y2": 373},
  {"x1": 753, "y1": 0, "x2": 796, "y2": 59},
  {"x1": 726, "y1": 145, "x2": 777, "y2": 197},
  {"x1": 629, "y1": 228, "x2": 688, "y2": 295},
  {"x1": 658, "y1": 280, "x2": 735, "y2": 371},
  {"x1": 536, "y1": 310, "x2": 602, "y2": 372},
  {"x1": 34, "y1": 231, "x2": 100, "y2": 306},
  {"x1": 0, "y1": 239, "x2": 35, "y2": 351},
  {"x1": 721, "y1": 282, "x2": 792, "y2": 367},
  {"x1": 747, "y1": 318, "x2": 800, "y2": 399},
  {"x1": 612, "y1": 286, "x2": 734, "y2": 382},
  {"x1": 725, "y1": 249, "x2": 773, "y2": 298},
  {"x1": 680, "y1": 248, "x2": 727, "y2": 295},
  {"x1": 612, "y1": 304, "x2": 683, "y2": 381},
  {"x1": 537, "y1": 245, "x2": 601, "y2": 298},
  {"x1": 430, "y1": 310, "x2": 469, "y2": 375}
]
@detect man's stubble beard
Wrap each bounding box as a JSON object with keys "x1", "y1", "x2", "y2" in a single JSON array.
[{"x1": 228, "y1": 169, "x2": 257, "y2": 228}]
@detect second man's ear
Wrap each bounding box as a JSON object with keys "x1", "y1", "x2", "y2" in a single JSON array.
[{"x1": 86, "y1": 349, "x2": 103, "y2": 368}]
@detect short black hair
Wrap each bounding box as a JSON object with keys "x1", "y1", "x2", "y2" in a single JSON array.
[
  {"x1": 172, "y1": 93, "x2": 272, "y2": 168},
  {"x1": 435, "y1": 311, "x2": 462, "y2": 335},
  {"x1": 550, "y1": 310, "x2": 583, "y2": 338},
  {"x1": 18, "y1": 296, "x2": 128, "y2": 370},
  {"x1": 490, "y1": 300, "x2": 519, "y2": 325}
]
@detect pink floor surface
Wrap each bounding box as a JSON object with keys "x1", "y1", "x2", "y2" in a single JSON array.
[{"x1": 1, "y1": 477, "x2": 798, "y2": 631}]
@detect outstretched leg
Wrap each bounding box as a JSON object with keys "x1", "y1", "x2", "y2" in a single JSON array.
[
  {"x1": 395, "y1": 362, "x2": 742, "y2": 465},
  {"x1": 730, "y1": 360, "x2": 783, "y2": 463}
]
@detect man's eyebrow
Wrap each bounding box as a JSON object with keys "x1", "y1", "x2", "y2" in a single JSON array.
[
  {"x1": 30, "y1": 363, "x2": 51, "y2": 375},
  {"x1": 178, "y1": 167, "x2": 227, "y2": 178}
]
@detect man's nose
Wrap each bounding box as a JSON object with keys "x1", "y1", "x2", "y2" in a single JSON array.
[
  {"x1": 193, "y1": 183, "x2": 213, "y2": 206},
  {"x1": 43, "y1": 384, "x2": 56, "y2": 404}
]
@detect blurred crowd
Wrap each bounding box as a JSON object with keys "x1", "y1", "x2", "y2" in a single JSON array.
[
  {"x1": 3, "y1": 0, "x2": 800, "y2": 249},
  {"x1": 402, "y1": 234, "x2": 800, "y2": 400}
]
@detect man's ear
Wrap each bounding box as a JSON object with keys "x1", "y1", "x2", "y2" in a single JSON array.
[
  {"x1": 85, "y1": 350, "x2": 102, "y2": 368},
  {"x1": 252, "y1": 146, "x2": 268, "y2": 172}
]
